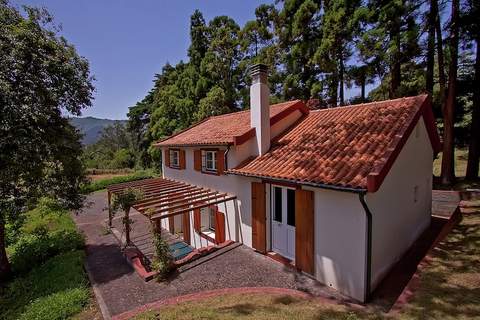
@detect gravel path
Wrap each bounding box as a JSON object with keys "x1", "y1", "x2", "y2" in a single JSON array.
[{"x1": 73, "y1": 191, "x2": 345, "y2": 317}]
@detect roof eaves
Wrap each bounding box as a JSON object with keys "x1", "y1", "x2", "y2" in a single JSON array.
[{"x1": 366, "y1": 95, "x2": 434, "y2": 193}]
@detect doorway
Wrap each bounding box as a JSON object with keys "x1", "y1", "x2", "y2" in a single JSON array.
[{"x1": 271, "y1": 185, "x2": 296, "y2": 259}]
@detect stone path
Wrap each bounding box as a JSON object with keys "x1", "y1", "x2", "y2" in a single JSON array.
[{"x1": 73, "y1": 191, "x2": 346, "y2": 318}]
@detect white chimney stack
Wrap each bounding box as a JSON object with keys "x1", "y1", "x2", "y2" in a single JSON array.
[{"x1": 250, "y1": 64, "x2": 270, "y2": 155}]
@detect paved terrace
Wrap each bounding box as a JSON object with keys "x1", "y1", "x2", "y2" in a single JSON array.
[{"x1": 73, "y1": 190, "x2": 460, "y2": 318}]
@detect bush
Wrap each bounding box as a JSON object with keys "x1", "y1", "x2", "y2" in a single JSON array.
[
  {"x1": 6, "y1": 198, "x2": 84, "y2": 274},
  {"x1": 0, "y1": 251, "x2": 90, "y2": 320},
  {"x1": 151, "y1": 232, "x2": 174, "y2": 279},
  {"x1": 80, "y1": 169, "x2": 157, "y2": 194}
]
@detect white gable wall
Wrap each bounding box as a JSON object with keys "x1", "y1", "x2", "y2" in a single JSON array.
[
  {"x1": 365, "y1": 116, "x2": 433, "y2": 290},
  {"x1": 303, "y1": 186, "x2": 367, "y2": 302}
]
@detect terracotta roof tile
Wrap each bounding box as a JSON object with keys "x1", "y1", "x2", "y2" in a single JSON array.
[
  {"x1": 229, "y1": 95, "x2": 440, "y2": 191},
  {"x1": 154, "y1": 100, "x2": 304, "y2": 147}
]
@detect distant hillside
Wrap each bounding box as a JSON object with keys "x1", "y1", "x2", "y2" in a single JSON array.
[{"x1": 70, "y1": 117, "x2": 127, "y2": 145}]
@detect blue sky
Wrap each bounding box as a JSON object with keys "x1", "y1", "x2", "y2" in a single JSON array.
[{"x1": 17, "y1": 0, "x2": 267, "y2": 120}]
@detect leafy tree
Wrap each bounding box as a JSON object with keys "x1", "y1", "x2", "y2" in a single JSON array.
[
  {"x1": 0, "y1": 1, "x2": 93, "y2": 281},
  {"x1": 111, "y1": 188, "x2": 144, "y2": 246},
  {"x1": 195, "y1": 86, "x2": 230, "y2": 121}
]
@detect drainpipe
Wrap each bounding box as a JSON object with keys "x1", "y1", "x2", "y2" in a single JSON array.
[
  {"x1": 224, "y1": 145, "x2": 231, "y2": 170},
  {"x1": 359, "y1": 192, "x2": 373, "y2": 303}
]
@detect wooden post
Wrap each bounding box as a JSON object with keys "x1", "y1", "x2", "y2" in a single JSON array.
[
  {"x1": 155, "y1": 219, "x2": 161, "y2": 235},
  {"x1": 107, "y1": 191, "x2": 112, "y2": 227}
]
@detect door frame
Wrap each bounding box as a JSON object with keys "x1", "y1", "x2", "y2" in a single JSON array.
[{"x1": 269, "y1": 184, "x2": 296, "y2": 260}]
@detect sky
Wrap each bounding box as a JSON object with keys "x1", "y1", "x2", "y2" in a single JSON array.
[{"x1": 17, "y1": 0, "x2": 268, "y2": 120}]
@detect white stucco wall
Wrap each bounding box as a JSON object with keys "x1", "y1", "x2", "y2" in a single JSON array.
[
  {"x1": 303, "y1": 186, "x2": 367, "y2": 302},
  {"x1": 365, "y1": 117, "x2": 433, "y2": 290}
]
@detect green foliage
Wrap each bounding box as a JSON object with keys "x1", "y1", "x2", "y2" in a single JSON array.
[
  {"x1": 80, "y1": 169, "x2": 157, "y2": 194},
  {"x1": 195, "y1": 86, "x2": 230, "y2": 121},
  {"x1": 6, "y1": 198, "x2": 84, "y2": 274},
  {"x1": 151, "y1": 232, "x2": 174, "y2": 279},
  {"x1": 0, "y1": 251, "x2": 89, "y2": 320},
  {"x1": 111, "y1": 187, "x2": 145, "y2": 214}
]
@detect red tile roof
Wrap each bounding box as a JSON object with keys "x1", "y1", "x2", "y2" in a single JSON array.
[
  {"x1": 229, "y1": 95, "x2": 441, "y2": 192},
  {"x1": 154, "y1": 100, "x2": 307, "y2": 147}
]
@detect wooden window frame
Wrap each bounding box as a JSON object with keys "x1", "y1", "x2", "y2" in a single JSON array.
[
  {"x1": 200, "y1": 148, "x2": 219, "y2": 175},
  {"x1": 194, "y1": 204, "x2": 225, "y2": 244},
  {"x1": 169, "y1": 149, "x2": 180, "y2": 169}
]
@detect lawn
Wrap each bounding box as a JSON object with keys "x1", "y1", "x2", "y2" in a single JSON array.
[
  {"x1": 0, "y1": 198, "x2": 97, "y2": 320},
  {"x1": 133, "y1": 214, "x2": 480, "y2": 320}
]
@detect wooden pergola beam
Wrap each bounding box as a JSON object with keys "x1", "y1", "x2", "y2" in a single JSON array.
[
  {"x1": 150, "y1": 195, "x2": 237, "y2": 220},
  {"x1": 147, "y1": 193, "x2": 230, "y2": 216},
  {"x1": 139, "y1": 184, "x2": 195, "y2": 197},
  {"x1": 109, "y1": 181, "x2": 179, "y2": 192},
  {"x1": 135, "y1": 190, "x2": 219, "y2": 211},
  {"x1": 133, "y1": 186, "x2": 200, "y2": 206},
  {"x1": 107, "y1": 178, "x2": 173, "y2": 192},
  {"x1": 134, "y1": 188, "x2": 210, "y2": 209}
]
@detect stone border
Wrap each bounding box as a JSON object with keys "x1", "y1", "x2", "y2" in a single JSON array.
[
  {"x1": 84, "y1": 261, "x2": 112, "y2": 320},
  {"x1": 112, "y1": 287, "x2": 314, "y2": 320}
]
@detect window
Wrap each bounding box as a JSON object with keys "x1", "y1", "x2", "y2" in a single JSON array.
[
  {"x1": 273, "y1": 187, "x2": 282, "y2": 222},
  {"x1": 202, "y1": 150, "x2": 217, "y2": 172},
  {"x1": 287, "y1": 189, "x2": 295, "y2": 226},
  {"x1": 170, "y1": 150, "x2": 180, "y2": 168},
  {"x1": 208, "y1": 210, "x2": 216, "y2": 232}
]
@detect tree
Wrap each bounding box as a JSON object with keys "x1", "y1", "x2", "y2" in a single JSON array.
[
  {"x1": 0, "y1": 1, "x2": 94, "y2": 281},
  {"x1": 195, "y1": 86, "x2": 230, "y2": 121},
  {"x1": 464, "y1": 0, "x2": 480, "y2": 179},
  {"x1": 361, "y1": 0, "x2": 421, "y2": 99},
  {"x1": 440, "y1": 0, "x2": 460, "y2": 185},
  {"x1": 111, "y1": 188, "x2": 144, "y2": 246}
]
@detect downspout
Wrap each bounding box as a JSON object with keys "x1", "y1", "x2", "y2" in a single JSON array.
[
  {"x1": 359, "y1": 192, "x2": 373, "y2": 303},
  {"x1": 224, "y1": 145, "x2": 231, "y2": 170}
]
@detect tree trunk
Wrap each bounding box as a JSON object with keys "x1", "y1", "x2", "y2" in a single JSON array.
[
  {"x1": 435, "y1": 1, "x2": 446, "y2": 116},
  {"x1": 339, "y1": 50, "x2": 345, "y2": 106},
  {"x1": 466, "y1": 38, "x2": 480, "y2": 179},
  {"x1": 361, "y1": 78, "x2": 366, "y2": 103},
  {"x1": 440, "y1": 0, "x2": 459, "y2": 186},
  {"x1": 0, "y1": 217, "x2": 12, "y2": 283},
  {"x1": 390, "y1": 27, "x2": 402, "y2": 99},
  {"x1": 426, "y1": 0, "x2": 437, "y2": 95},
  {"x1": 125, "y1": 207, "x2": 131, "y2": 246}
]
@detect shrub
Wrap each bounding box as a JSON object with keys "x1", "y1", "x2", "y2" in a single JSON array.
[
  {"x1": 6, "y1": 197, "x2": 84, "y2": 274},
  {"x1": 0, "y1": 251, "x2": 89, "y2": 320},
  {"x1": 151, "y1": 232, "x2": 174, "y2": 279}
]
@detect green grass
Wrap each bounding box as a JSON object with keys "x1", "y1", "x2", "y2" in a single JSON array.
[
  {"x1": 133, "y1": 214, "x2": 480, "y2": 320},
  {"x1": 81, "y1": 169, "x2": 158, "y2": 194},
  {"x1": 0, "y1": 251, "x2": 90, "y2": 320}
]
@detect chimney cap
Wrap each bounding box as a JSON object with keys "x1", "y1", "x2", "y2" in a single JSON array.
[{"x1": 249, "y1": 63, "x2": 268, "y2": 76}]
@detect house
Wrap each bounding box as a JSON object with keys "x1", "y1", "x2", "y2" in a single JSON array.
[{"x1": 152, "y1": 64, "x2": 442, "y2": 302}]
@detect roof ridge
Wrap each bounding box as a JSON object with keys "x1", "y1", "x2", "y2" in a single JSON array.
[
  {"x1": 310, "y1": 94, "x2": 428, "y2": 114},
  {"x1": 204, "y1": 99, "x2": 302, "y2": 120}
]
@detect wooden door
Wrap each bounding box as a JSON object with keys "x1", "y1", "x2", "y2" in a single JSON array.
[
  {"x1": 251, "y1": 182, "x2": 266, "y2": 253},
  {"x1": 295, "y1": 189, "x2": 314, "y2": 274}
]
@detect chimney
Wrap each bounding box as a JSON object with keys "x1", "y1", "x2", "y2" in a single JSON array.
[{"x1": 250, "y1": 64, "x2": 270, "y2": 155}]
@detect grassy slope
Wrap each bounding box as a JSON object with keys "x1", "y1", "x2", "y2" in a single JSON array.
[
  {"x1": 81, "y1": 169, "x2": 158, "y2": 194},
  {"x1": 133, "y1": 214, "x2": 480, "y2": 320},
  {"x1": 0, "y1": 199, "x2": 93, "y2": 320}
]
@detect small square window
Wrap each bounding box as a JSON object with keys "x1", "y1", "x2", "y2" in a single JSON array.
[
  {"x1": 170, "y1": 150, "x2": 179, "y2": 167},
  {"x1": 202, "y1": 150, "x2": 217, "y2": 172}
]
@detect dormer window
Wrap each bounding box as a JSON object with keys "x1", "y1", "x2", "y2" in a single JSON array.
[
  {"x1": 169, "y1": 149, "x2": 180, "y2": 168},
  {"x1": 202, "y1": 150, "x2": 217, "y2": 173}
]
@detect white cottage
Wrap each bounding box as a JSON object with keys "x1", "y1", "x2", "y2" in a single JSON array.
[{"x1": 153, "y1": 64, "x2": 442, "y2": 302}]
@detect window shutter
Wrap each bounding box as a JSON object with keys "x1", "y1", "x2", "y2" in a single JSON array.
[
  {"x1": 194, "y1": 150, "x2": 202, "y2": 171},
  {"x1": 295, "y1": 189, "x2": 314, "y2": 275},
  {"x1": 182, "y1": 212, "x2": 191, "y2": 245},
  {"x1": 168, "y1": 216, "x2": 175, "y2": 233},
  {"x1": 179, "y1": 149, "x2": 186, "y2": 169},
  {"x1": 251, "y1": 182, "x2": 266, "y2": 253},
  {"x1": 193, "y1": 208, "x2": 201, "y2": 232},
  {"x1": 164, "y1": 149, "x2": 170, "y2": 168},
  {"x1": 215, "y1": 209, "x2": 226, "y2": 244},
  {"x1": 216, "y1": 150, "x2": 225, "y2": 175}
]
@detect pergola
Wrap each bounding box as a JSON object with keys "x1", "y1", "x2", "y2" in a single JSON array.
[{"x1": 106, "y1": 177, "x2": 237, "y2": 232}]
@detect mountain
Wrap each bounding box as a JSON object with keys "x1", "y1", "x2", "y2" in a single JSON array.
[{"x1": 69, "y1": 116, "x2": 127, "y2": 145}]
